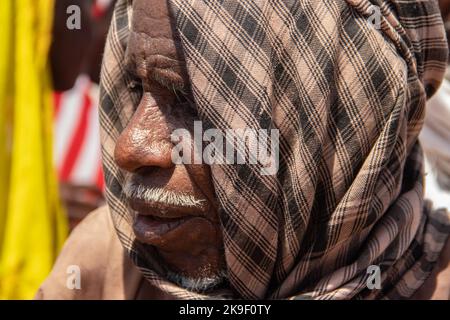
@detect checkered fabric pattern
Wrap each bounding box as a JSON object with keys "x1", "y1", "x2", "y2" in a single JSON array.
[{"x1": 99, "y1": 0, "x2": 450, "y2": 299}]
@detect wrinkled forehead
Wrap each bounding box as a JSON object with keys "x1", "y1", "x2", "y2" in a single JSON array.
[{"x1": 128, "y1": 0, "x2": 183, "y2": 64}]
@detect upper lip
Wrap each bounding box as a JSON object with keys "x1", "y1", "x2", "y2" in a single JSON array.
[{"x1": 127, "y1": 197, "x2": 208, "y2": 220}]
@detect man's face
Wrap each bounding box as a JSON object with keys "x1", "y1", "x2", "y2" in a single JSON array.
[{"x1": 114, "y1": 0, "x2": 226, "y2": 290}]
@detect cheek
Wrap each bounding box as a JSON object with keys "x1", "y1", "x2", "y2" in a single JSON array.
[
  {"x1": 167, "y1": 106, "x2": 198, "y2": 133},
  {"x1": 138, "y1": 95, "x2": 196, "y2": 134},
  {"x1": 184, "y1": 164, "x2": 220, "y2": 217}
]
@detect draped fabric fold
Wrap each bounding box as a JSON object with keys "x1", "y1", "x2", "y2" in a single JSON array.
[{"x1": 100, "y1": 0, "x2": 450, "y2": 299}]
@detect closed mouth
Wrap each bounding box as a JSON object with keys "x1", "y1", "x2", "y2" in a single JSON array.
[
  {"x1": 128, "y1": 197, "x2": 209, "y2": 245},
  {"x1": 128, "y1": 198, "x2": 205, "y2": 219},
  {"x1": 124, "y1": 183, "x2": 211, "y2": 244},
  {"x1": 132, "y1": 213, "x2": 193, "y2": 242}
]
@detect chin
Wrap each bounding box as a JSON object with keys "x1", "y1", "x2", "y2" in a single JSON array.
[{"x1": 165, "y1": 268, "x2": 228, "y2": 292}]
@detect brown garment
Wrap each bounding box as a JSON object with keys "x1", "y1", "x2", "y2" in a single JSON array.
[
  {"x1": 36, "y1": 206, "x2": 450, "y2": 300},
  {"x1": 35, "y1": 206, "x2": 172, "y2": 300}
]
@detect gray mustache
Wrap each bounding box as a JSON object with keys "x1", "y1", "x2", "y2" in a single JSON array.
[{"x1": 123, "y1": 180, "x2": 205, "y2": 209}]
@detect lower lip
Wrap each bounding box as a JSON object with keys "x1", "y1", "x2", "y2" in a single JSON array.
[{"x1": 133, "y1": 214, "x2": 191, "y2": 242}]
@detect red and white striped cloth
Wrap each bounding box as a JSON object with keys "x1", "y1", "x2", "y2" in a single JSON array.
[
  {"x1": 54, "y1": 75, "x2": 104, "y2": 190},
  {"x1": 52, "y1": 0, "x2": 114, "y2": 191},
  {"x1": 92, "y1": 0, "x2": 113, "y2": 19}
]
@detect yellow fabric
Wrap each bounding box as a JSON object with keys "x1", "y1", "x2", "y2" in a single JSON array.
[{"x1": 0, "y1": 0, "x2": 68, "y2": 299}]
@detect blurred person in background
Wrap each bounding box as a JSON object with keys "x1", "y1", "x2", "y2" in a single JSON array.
[
  {"x1": 419, "y1": 0, "x2": 450, "y2": 210},
  {"x1": 0, "y1": 0, "x2": 115, "y2": 299},
  {"x1": 50, "y1": 0, "x2": 116, "y2": 229},
  {"x1": 0, "y1": 0, "x2": 68, "y2": 299}
]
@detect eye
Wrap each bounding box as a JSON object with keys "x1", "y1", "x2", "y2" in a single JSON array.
[
  {"x1": 127, "y1": 77, "x2": 143, "y2": 103},
  {"x1": 174, "y1": 88, "x2": 188, "y2": 104},
  {"x1": 173, "y1": 88, "x2": 197, "y2": 113},
  {"x1": 127, "y1": 78, "x2": 142, "y2": 92}
]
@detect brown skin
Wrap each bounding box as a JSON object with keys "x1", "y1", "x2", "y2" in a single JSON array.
[
  {"x1": 439, "y1": 0, "x2": 450, "y2": 61},
  {"x1": 50, "y1": 0, "x2": 115, "y2": 90},
  {"x1": 114, "y1": 0, "x2": 225, "y2": 281},
  {"x1": 50, "y1": 1, "x2": 114, "y2": 229},
  {"x1": 440, "y1": 0, "x2": 450, "y2": 21},
  {"x1": 85, "y1": 2, "x2": 115, "y2": 83},
  {"x1": 50, "y1": 0, "x2": 93, "y2": 91}
]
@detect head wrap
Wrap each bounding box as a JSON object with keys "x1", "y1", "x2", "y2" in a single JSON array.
[{"x1": 100, "y1": 0, "x2": 450, "y2": 299}]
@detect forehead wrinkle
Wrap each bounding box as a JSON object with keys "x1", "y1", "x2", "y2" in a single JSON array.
[
  {"x1": 126, "y1": 1, "x2": 188, "y2": 91},
  {"x1": 125, "y1": 32, "x2": 186, "y2": 92},
  {"x1": 131, "y1": 0, "x2": 174, "y2": 37}
]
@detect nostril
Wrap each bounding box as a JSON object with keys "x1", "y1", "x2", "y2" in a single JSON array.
[
  {"x1": 114, "y1": 96, "x2": 176, "y2": 172},
  {"x1": 114, "y1": 131, "x2": 175, "y2": 172}
]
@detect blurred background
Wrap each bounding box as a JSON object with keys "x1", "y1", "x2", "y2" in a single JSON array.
[
  {"x1": 0, "y1": 0, "x2": 114, "y2": 299},
  {"x1": 0, "y1": 0, "x2": 448, "y2": 300}
]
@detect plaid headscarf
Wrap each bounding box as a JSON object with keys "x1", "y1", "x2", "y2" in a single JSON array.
[{"x1": 100, "y1": 0, "x2": 450, "y2": 299}]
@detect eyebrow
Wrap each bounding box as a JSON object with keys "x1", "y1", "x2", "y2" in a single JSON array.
[
  {"x1": 150, "y1": 69, "x2": 184, "y2": 92},
  {"x1": 126, "y1": 60, "x2": 185, "y2": 94}
]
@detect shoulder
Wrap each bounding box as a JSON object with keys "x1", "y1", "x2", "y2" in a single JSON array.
[{"x1": 35, "y1": 206, "x2": 122, "y2": 299}]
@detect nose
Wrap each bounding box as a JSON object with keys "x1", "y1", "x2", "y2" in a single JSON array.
[{"x1": 114, "y1": 93, "x2": 175, "y2": 172}]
